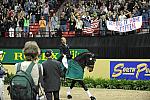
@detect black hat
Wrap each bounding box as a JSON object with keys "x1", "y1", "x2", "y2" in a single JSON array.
[{"x1": 45, "y1": 49, "x2": 53, "y2": 57}]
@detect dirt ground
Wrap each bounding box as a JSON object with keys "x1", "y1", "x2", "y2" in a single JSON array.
[{"x1": 3, "y1": 86, "x2": 150, "y2": 100}]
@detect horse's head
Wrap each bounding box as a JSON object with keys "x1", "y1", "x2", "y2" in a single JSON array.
[{"x1": 74, "y1": 52, "x2": 96, "y2": 72}]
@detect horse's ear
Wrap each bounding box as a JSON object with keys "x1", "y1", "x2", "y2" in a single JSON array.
[
  {"x1": 89, "y1": 52, "x2": 95, "y2": 58},
  {"x1": 91, "y1": 53, "x2": 95, "y2": 58}
]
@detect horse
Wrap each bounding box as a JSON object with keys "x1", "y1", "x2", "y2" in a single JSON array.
[{"x1": 61, "y1": 52, "x2": 96, "y2": 100}]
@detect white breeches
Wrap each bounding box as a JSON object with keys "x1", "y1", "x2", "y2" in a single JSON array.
[{"x1": 62, "y1": 55, "x2": 68, "y2": 69}]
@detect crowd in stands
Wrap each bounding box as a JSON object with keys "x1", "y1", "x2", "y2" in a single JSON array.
[
  {"x1": 0, "y1": 0, "x2": 150, "y2": 37},
  {"x1": 0, "y1": 0, "x2": 63, "y2": 37}
]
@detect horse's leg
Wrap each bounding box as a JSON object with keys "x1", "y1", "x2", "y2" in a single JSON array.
[
  {"x1": 67, "y1": 80, "x2": 76, "y2": 99},
  {"x1": 78, "y1": 80, "x2": 96, "y2": 100}
]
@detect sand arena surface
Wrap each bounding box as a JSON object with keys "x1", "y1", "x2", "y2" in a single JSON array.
[{"x1": 3, "y1": 85, "x2": 150, "y2": 100}]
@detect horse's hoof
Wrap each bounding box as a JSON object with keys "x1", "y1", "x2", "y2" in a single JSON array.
[
  {"x1": 90, "y1": 96, "x2": 96, "y2": 100},
  {"x1": 67, "y1": 95, "x2": 72, "y2": 99}
]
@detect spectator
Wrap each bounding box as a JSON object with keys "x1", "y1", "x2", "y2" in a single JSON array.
[
  {"x1": 0, "y1": 20, "x2": 3, "y2": 37},
  {"x1": 118, "y1": 11, "x2": 127, "y2": 21},
  {"x1": 14, "y1": 3, "x2": 18, "y2": 14},
  {"x1": 22, "y1": 41, "x2": 41, "y2": 64},
  {"x1": 72, "y1": 13, "x2": 83, "y2": 36},
  {"x1": 15, "y1": 19, "x2": 22, "y2": 37},
  {"x1": 99, "y1": 15, "x2": 107, "y2": 36},
  {"x1": 50, "y1": 12, "x2": 58, "y2": 37},
  {"x1": 7, "y1": 6, "x2": 14, "y2": 19},
  {"x1": 113, "y1": 2, "x2": 120, "y2": 13},
  {"x1": 0, "y1": 50, "x2": 6, "y2": 100},
  {"x1": 69, "y1": 15, "x2": 76, "y2": 32},
  {"x1": 0, "y1": 0, "x2": 149, "y2": 37},
  {"x1": 43, "y1": 3, "x2": 49, "y2": 24},
  {"x1": 60, "y1": 12, "x2": 67, "y2": 32},
  {"x1": 83, "y1": 16, "x2": 91, "y2": 28},
  {"x1": 9, "y1": 41, "x2": 43, "y2": 100},
  {"x1": 127, "y1": 0, "x2": 135, "y2": 12},
  {"x1": 42, "y1": 49, "x2": 63, "y2": 100},
  {"x1": 100, "y1": 3, "x2": 108, "y2": 15},
  {"x1": 30, "y1": 2, "x2": 37, "y2": 23},
  {"x1": 18, "y1": 8, "x2": 25, "y2": 20},
  {"x1": 24, "y1": 0, "x2": 31, "y2": 16},
  {"x1": 9, "y1": 25, "x2": 15, "y2": 37},
  {"x1": 23, "y1": 14, "x2": 31, "y2": 37},
  {"x1": 39, "y1": 16, "x2": 46, "y2": 37}
]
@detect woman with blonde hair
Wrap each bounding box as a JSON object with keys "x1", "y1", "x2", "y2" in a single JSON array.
[
  {"x1": 9, "y1": 41, "x2": 43, "y2": 100},
  {"x1": 21, "y1": 41, "x2": 42, "y2": 85}
]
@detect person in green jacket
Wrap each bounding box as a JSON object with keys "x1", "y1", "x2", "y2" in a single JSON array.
[{"x1": 23, "y1": 14, "x2": 30, "y2": 37}]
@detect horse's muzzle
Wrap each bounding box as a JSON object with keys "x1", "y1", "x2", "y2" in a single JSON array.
[{"x1": 88, "y1": 67, "x2": 94, "y2": 72}]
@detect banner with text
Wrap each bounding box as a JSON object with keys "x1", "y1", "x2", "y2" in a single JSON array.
[
  {"x1": 0, "y1": 49, "x2": 89, "y2": 63},
  {"x1": 107, "y1": 16, "x2": 142, "y2": 32},
  {"x1": 110, "y1": 61, "x2": 150, "y2": 80}
]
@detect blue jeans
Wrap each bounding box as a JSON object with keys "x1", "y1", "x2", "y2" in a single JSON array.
[
  {"x1": 60, "y1": 25, "x2": 67, "y2": 32},
  {"x1": 24, "y1": 26, "x2": 29, "y2": 33},
  {"x1": 31, "y1": 15, "x2": 35, "y2": 23},
  {"x1": 43, "y1": 14, "x2": 49, "y2": 24}
]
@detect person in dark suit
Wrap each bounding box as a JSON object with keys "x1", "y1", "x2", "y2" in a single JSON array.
[
  {"x1": 42, "y1": 49, "x2": 62, "y2": 100},
  {"x1": 59, "y1": 37, "x2": 72, "y2": 68},
  {"x1": 59, "y1": 37, "x2": 72, "y2": 59}
]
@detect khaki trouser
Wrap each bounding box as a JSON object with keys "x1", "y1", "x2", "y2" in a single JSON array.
[{"x1": 0, "y1": 78, "x2": 4, "y2": 100}]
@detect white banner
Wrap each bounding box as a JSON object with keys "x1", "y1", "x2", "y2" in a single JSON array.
[{"x1": 107, "y1": 16, "x2": 142, "y2": 32}]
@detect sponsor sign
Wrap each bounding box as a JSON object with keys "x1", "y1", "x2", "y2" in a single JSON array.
[
  {"x1": 0, "y1": 49, "x2": 89, "y2": 63},
  {"x1": 110, "y1": 61, "x2": 150, "y2": 80}
]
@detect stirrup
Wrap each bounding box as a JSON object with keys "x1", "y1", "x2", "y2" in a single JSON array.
[
  {"x1": 67, "y1": 95, "x2": 72, "y2": 99},
  {"x1": 90, "y1": 96, "x2": 96, "y2": 100}
]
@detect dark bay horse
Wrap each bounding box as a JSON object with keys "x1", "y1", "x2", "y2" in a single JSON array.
[{"x1": 61, "y1": 52, "x2": 96, "y2": 100}]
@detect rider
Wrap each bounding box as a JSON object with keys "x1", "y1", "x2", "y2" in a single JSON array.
[{"x1": 59, "y1": 37, "x2": 72, "y2": 69}]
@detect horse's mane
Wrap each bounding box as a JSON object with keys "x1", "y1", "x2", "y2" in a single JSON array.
[
  {"x1": 74, "y1": 52, "x2": 95, "y2": 67},
  {"x1": 74, "y1": 52, "x2": 92, "y2": 61}
]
